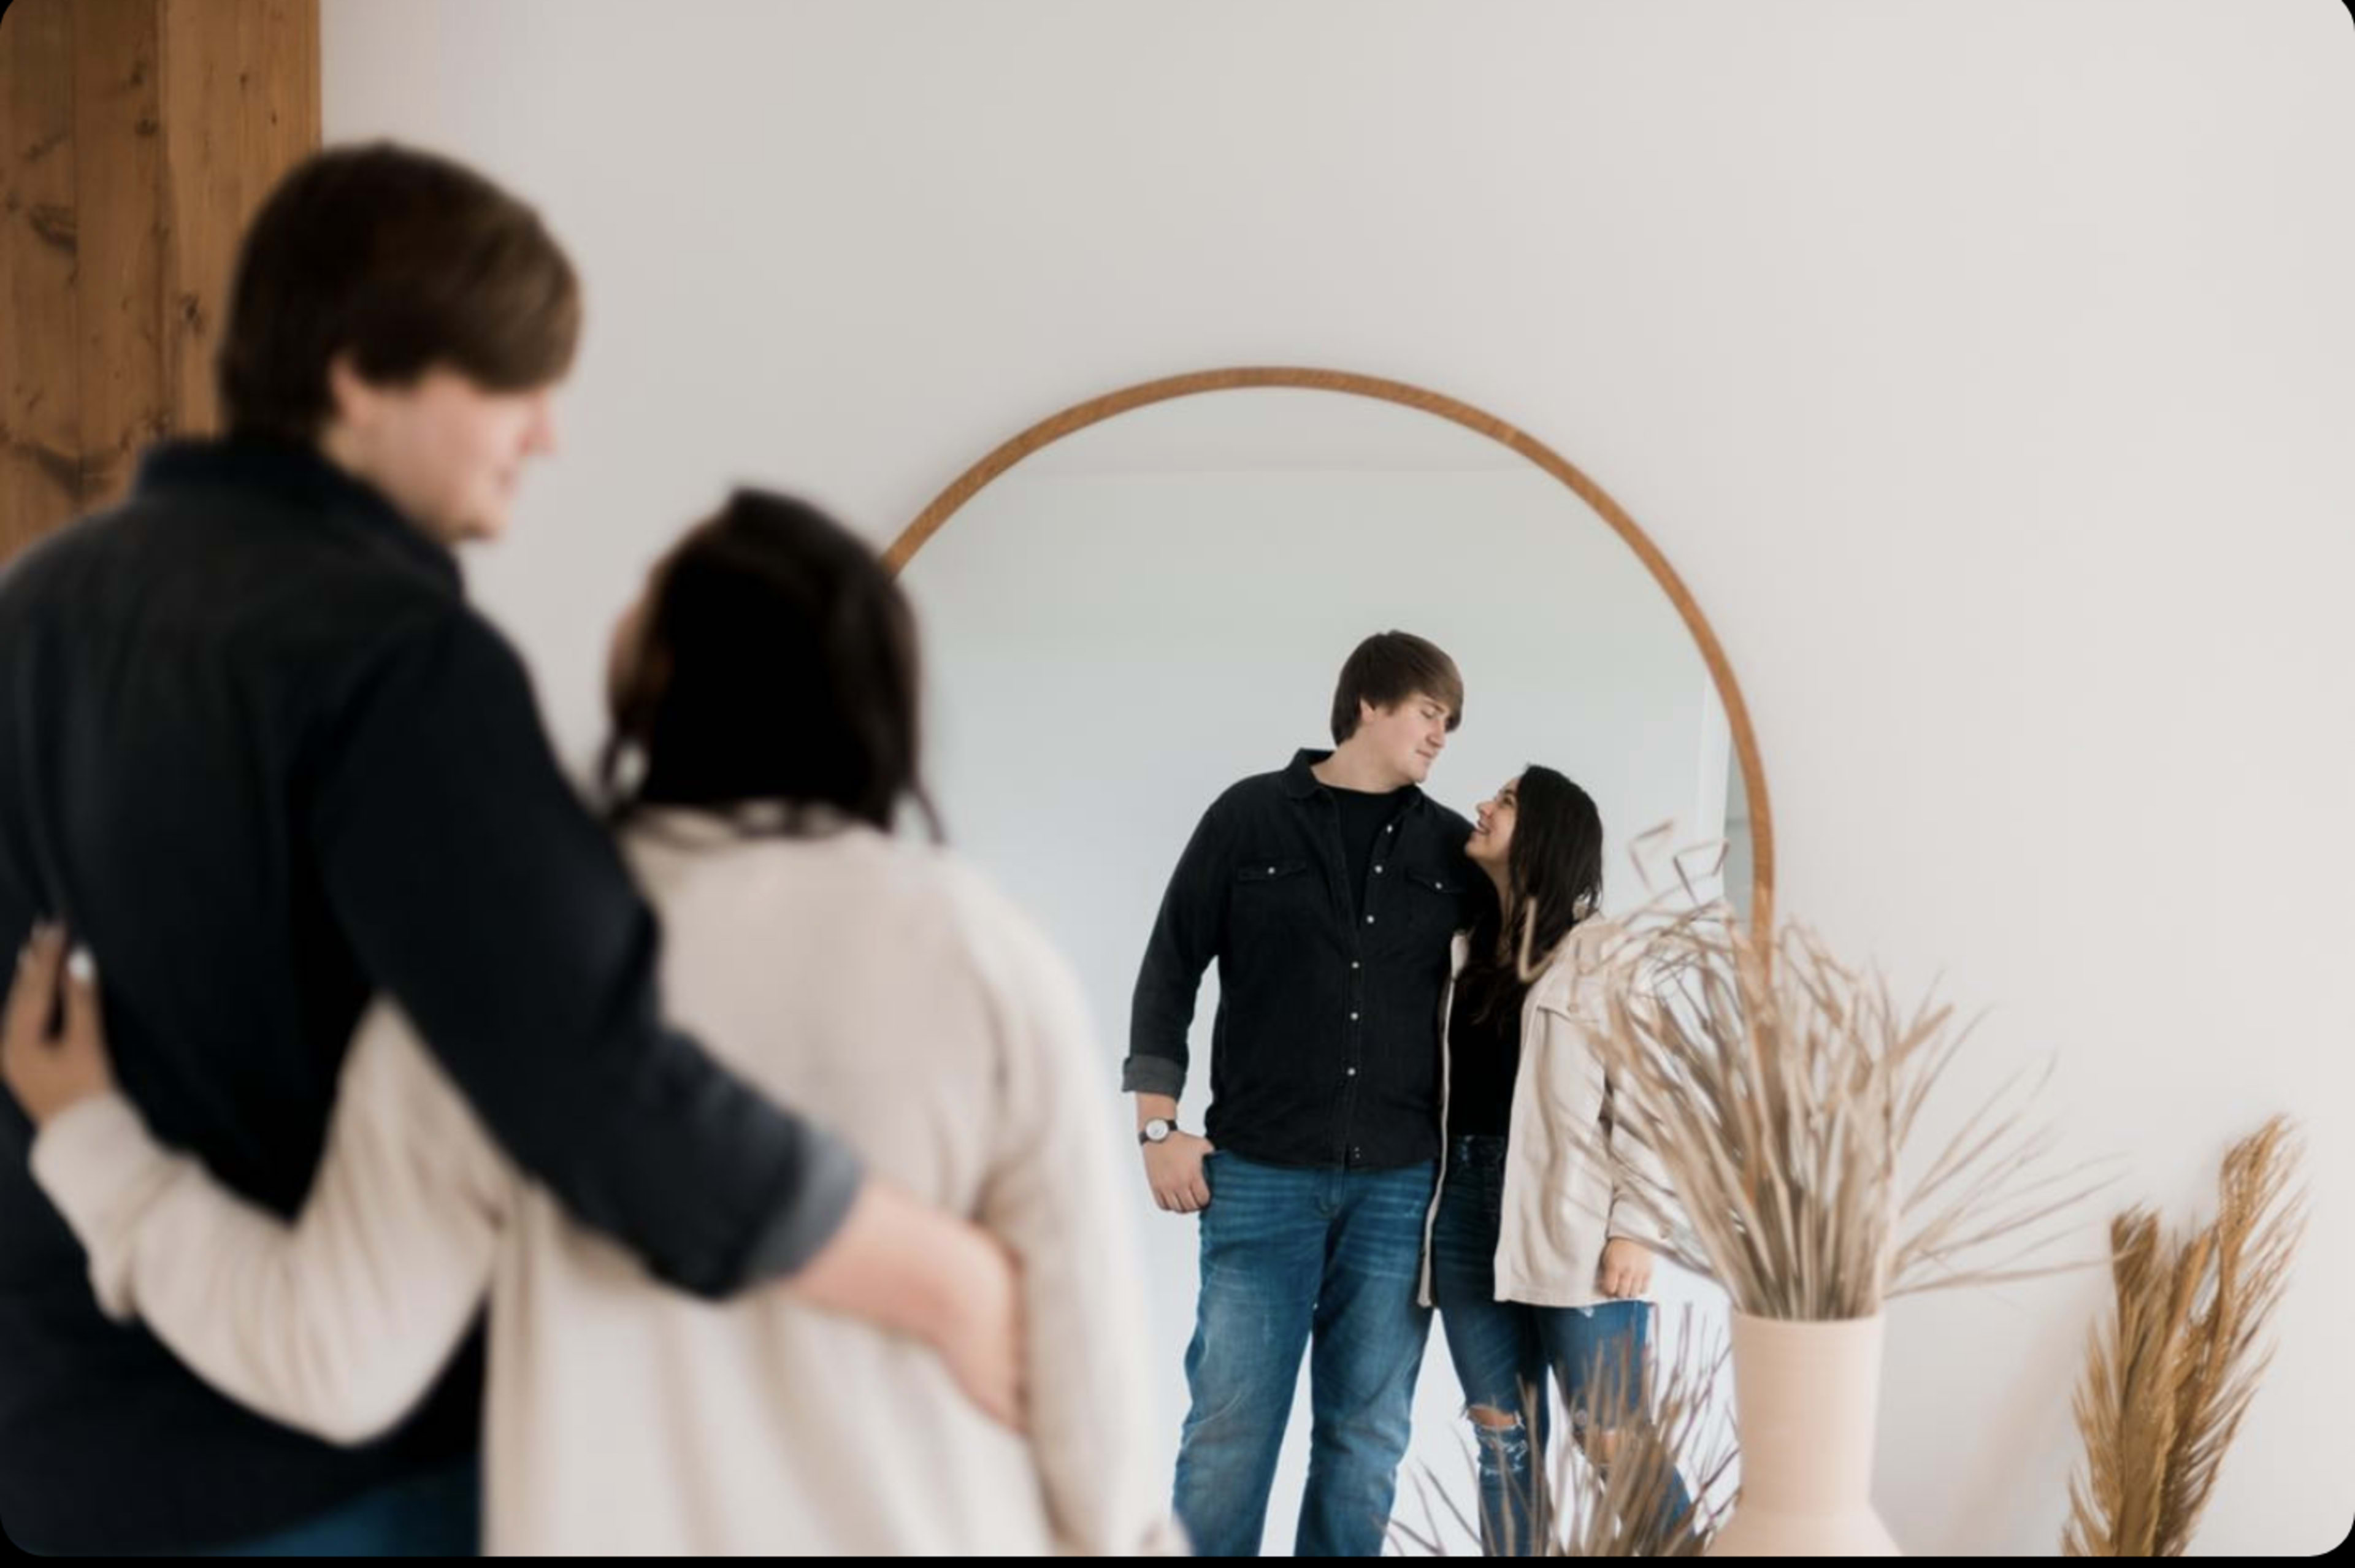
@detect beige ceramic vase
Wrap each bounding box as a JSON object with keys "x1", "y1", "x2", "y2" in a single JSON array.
[{"x1": 1706, "y1": 1312, "x2": 1901, "y2": 1556}]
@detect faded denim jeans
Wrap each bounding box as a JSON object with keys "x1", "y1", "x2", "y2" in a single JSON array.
[
  {"x1": 1172, "y1": 1151, "x2": 1437, "y2": 1556},
  {"x1": 1429, "y1": 1134, "x2": 1693, "y2": 1554}
]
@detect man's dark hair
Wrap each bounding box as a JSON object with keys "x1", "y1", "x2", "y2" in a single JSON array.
[
  {"x1": 218, "y1": 142, "x2": 581, "y2": 440},
  {"x1": 1329, "y1": 630, "x2": 1465, "y2": 744}
]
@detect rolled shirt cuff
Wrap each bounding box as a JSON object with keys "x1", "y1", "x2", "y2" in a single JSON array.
[
  {"x1": 1119, "y1": 1054, "x2": 1185, "y2": 1099},
  {"x1": 737, "y1": 1120, "x2": 868, "y2": 1282}
]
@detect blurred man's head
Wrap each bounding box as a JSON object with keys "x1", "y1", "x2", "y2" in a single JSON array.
[{"x1": 218, "y1": 143, "x2": 580, "y2": 545}]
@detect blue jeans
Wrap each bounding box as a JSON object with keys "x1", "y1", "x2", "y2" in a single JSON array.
[
  {"x1": 1172, "y1": 1151, "x2": 1437, "y2": 1557},
  {"x1": 1430, "y1": 1134, "x2": 1693, "y2": 1555},
  {"x1": 194, "y1": 1458, "x2": 481, "y2": 1557}
]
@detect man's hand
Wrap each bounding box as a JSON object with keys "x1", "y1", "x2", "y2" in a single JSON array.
[
  {"x1": 925, "y1": 1217, "x2": 1025, "y2": 1430},
  {"x1": 787, "y1": 1180, "x2": 1027, "y2": 1431},
  {"x1": 1144, "y1": 1131, "x2": 1217, "y2": 1214}
]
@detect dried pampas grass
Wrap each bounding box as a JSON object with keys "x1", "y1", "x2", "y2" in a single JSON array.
[
  {"x1": 1579, "y1": 846, "x2": 2107, "y2": 1320},
  {"x1": 2062, "y1": 1117, "x2": 2305, "y2": 1558},
  {"x1": 1393, "y1": 1310, "x2": 1737, "y2": 1558}
]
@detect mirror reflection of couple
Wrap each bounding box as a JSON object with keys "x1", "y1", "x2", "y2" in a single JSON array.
[
  {"x1": 0, "y1": 142, "x2": 1681, "y2": 1561},
  {"x1": 1133, "y1": 631, "x2": 1694, "y2": 1557}
]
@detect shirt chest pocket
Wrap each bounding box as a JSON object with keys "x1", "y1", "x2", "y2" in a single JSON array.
[
  {"x1": 1232, "y1": 857, "x2": 1314, "y2": 931},
  {"x1": 1400, "y1": 865, "x2": 1464, "y2": 931}
]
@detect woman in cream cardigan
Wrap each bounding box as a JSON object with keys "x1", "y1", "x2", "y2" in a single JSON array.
[
  {"x1": 1, "y1": 492, "x2": 1181, "y2": 1557},
  {"x1": 1417, "y1": 765, "x2": 1691, "y2": 1554}
]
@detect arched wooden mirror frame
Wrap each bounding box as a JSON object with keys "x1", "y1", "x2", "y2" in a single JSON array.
[{"x1": 885, "y1": 366, "x2": 1774, "y2": 936}]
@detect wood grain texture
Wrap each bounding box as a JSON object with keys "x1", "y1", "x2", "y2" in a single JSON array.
[
  {"x1": 73, "y1": 0, "x2": 164, "y2": 510},
  {"x1": 0, "y1": 0, "x2": 318, "y2": 560},
  {"x1": 2, "y1": 0, "x2": 83, "y2": 559},
  {"x1": 159, "y1": 0, "x2": 320, "y2": 438},
  {"x1": 884, "y1": 367, "x2": 1777, "y2": 935}
]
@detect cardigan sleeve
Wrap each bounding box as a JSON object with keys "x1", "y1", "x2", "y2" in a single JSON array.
[
  {"x1": 29, "y1": 1002, "x2": 509, "y2": 1445},
  {"x1": 1589, "y1": 974, "x2": 1684, "y2": 1247}
]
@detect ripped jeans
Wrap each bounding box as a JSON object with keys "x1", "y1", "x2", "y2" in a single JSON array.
[{"x1": 1428, "y1": 1134, "x2": 1693, "y2": 1555}]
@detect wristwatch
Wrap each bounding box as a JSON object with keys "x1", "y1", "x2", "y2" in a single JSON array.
[{"x1": 1138, "y1": 1117, "x2": 1178, "y2": 1146}]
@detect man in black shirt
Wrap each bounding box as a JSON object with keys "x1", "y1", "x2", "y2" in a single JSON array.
[
  {"x1": 1128, "y1": 632, "x2": 1474, "y2": 1556},
  {"x1": 0, "y1": 144, "x2": 1019, "y2": 1556}
]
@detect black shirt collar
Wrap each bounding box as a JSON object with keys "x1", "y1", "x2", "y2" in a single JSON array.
[
  {"x1": 1284, "y1": 748, "x2": 1426, "y2": 813},
  {"x1": 134, "y1": 435, "x2": 463, "y2": 593}
]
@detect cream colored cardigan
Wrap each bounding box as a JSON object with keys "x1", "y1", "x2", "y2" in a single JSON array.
[
  {"x1": 1417, "y1": 917, "x2": 1677, "y2": 1310},
  {"x1": 31, "y1": 813, "x2": 1182, "y2": 1556}
]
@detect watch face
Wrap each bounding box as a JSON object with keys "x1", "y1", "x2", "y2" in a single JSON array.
[{"x1": 1146, "y1": 1119, "x2": 1173, "y2": 1141}]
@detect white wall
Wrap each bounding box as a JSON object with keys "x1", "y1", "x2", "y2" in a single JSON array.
[{"x1": 323, "y1": 1, "x2": 2355, "y2": 1555}]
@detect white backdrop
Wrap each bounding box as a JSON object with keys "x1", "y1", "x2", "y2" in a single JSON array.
[{"x1": 323, "y1": 1, "x2": 2355, "y2": 1553}]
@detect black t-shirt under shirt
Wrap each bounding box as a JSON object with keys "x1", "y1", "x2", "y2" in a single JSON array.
[
  {"x1": 1447, "y1": 969, "x2": 1524, "y2": 1138},
  {"x1": 1328, "y1": 783, "x2": 1400, "y2": 919}
]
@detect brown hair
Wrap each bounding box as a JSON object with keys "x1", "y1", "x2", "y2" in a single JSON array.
[
  {"x1": 1458, "y1": 765, "x2": 1604, "y2": 1023},
  {"x1": 1329, "y1": 630, "x2": 1465, "y2": 743},
  {"x1": 218, "y1": 142, "x2": 581, "y2": 441}
]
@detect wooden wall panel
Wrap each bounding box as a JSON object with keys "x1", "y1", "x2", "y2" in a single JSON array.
[
  {"x1": 159, "y1": 0, "x2": 318, "y2": 441},
  {"x1": 0, "y1": 0, "x2": 318, "y2": 558},
  {"x1": 74, "y1": 0, "x2": 164, "y2": 510},
  {"x1": 2, "y1": 0, "x2": 82, "y2": 562}
]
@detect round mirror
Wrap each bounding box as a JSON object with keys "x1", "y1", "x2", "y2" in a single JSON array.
[{"x1": 894, "y1": 368, "x2": 1766, "y2": 1551}]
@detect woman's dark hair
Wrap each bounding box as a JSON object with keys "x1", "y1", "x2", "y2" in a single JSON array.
[
  {"x1": 600, "y1": 489, "x2": 940, "y2": 839},
  {"x1": 1458, "y1": 765, "x2": 1604, "y2": 1024},
  {"x1": 220, "y1": 142, "x2": 581, "y2": 442}
]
